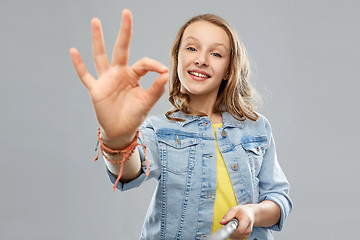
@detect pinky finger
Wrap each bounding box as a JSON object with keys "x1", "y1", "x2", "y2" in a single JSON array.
[{"x1": 69, "y1": 48, "x2": 95, "y2": 90}]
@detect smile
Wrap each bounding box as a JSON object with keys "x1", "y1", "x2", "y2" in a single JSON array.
[{"x1": 188, "y1": 71, "x2": 210, "y2": 78}]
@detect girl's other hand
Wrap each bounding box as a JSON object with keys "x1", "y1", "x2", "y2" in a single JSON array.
[
  {"x1": 220, "y1": 205, "x2": 255, "y2": 240},
  {"x1": 70, "y1": 9, "x2": 169, "y2": 148}
]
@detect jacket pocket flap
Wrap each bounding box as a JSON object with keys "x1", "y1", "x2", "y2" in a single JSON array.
[
  {"x1": 158, "y1": 135, "x2": 198, "y2": 149},
  {"x1": 241, "y1": 136, "x2": 267, "y2": 155}
]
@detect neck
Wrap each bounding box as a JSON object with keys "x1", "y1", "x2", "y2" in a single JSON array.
[{"x1": 186, "y1": 93, "x2": 223, "y2": 124}]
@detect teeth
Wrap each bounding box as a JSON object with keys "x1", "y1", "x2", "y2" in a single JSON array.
[{"x1": 189, "y1": 71, "x2": 209, "y2": 78}]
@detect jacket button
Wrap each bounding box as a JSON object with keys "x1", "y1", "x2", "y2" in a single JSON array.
[
  {"x1": 231, "y1": 163, "x2": 239, "y2": 171},
  {"x1": 221, "y1": 130, "x2": 227, "y2": 137},
  {"x1": 255, "y1": 146, "x2": 260, "y2": 152},
  {"x1": 175, "y1": 136, "x2": 181, "y2": 144}
]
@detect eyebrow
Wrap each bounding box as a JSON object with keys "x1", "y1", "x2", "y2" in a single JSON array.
[{"x1": 183, "y1": 36, "x2": 229, "y2": 51}]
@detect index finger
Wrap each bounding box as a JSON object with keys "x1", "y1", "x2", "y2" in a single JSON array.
[{"x1": 111, "y1": 9, "x2": 132, "y2": 66}]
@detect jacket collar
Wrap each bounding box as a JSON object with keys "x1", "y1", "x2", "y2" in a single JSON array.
[
  {"x1": 169, "y1": 111, "x2": 244, "y2": 128},
  {"x1": 222, "y1": 112, "x2": 245, "y2": 128}
]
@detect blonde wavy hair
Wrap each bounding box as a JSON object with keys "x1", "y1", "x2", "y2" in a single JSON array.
[{"x1": 165, "y1": 14, "x2": 259, "y2": 122}]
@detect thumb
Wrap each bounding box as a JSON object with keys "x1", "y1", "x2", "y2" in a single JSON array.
[
  {"x1": 146, "y1": 71, "x2": 169, "y2": 105},
  {"x1": 220, "y1": 207, "x2": 238, "y2": 225}
]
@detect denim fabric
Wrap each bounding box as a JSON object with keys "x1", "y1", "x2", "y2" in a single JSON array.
[{"x1": 106, "y1": 111, "x2": 292, "y2": 240}]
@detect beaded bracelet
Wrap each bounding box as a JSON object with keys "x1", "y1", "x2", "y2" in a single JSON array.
[{"x1": 94, "y1": 128, "x2": 149, "y2": 191}]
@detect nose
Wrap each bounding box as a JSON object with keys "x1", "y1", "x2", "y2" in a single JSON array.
[{"x1": 195, "y1": 52, "x2": 208, "y2": 67}]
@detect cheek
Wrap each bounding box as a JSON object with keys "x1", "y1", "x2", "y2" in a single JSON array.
[
  {"x1": 218, "y1": 61, "x2": 230, "y2": 77},
  {"x1": 213, "y1": 65, "x2": 227, "y2": 79},
  {"x1": 176, "y1": 60, "x2": 188, "y2": 91},
  {"x1": 178, "y1": 50, "x2": 192, "y2": 67},
  {"x1": 177, "y1": 61, "x2": 184, "y2": 80},
  {"x1": 177, "y1": 53, "x2": 189, "y2": 78}
]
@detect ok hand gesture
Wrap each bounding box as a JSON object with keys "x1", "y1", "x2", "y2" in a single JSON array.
[{"x1": 70, "y1": 9, "x2": 169, "y2": 147}]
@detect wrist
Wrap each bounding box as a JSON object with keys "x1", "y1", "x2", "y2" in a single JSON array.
[
  {"x1": 245, "y1": 200, "x2": 281, "y2": 227},
  {"x1": 245, "y1": 203, "x2": 260, "y2": 226},
  {"x1": 93, "y1": 128, "x2": 149, "y2": 191},
  {"x1": 100, "y1": 128, "x2": 138, "y2": 149}
]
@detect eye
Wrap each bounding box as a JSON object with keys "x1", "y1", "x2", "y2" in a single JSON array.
[
  {"x1": 211, "y1": 52, "x2": 222, "y2": 58},
  {"x1": 187, "y1": 47, "x2": 197, "y2": 52}
]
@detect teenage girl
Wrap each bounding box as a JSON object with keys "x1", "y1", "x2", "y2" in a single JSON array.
[{"x1": 70, "y1": 9, "x2": 292, "y2": 240}]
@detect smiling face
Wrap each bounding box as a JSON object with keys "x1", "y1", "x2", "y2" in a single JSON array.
[{"x1": 177, "y1": 21, "x2": 230, "y2": 101}]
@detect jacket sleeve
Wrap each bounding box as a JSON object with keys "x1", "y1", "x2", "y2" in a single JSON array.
[
  {"x1": 257, "y1": 117, "x2": 293, "y2": 231},
  {"x1": 106, "y1": 117, "x2": 161, "y2": 191}
]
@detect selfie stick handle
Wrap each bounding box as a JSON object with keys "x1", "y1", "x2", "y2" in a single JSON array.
[{"x1": 206, "y1": 218, "x2": 239, "y2": 240}]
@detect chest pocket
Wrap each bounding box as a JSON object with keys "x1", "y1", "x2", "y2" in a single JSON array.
[
  {"x1": 158, "y1": 134, "x2": 198, "y2": 175},
  {"x1": 241, "y1": 137, "x2": 268, "y2": 177}
]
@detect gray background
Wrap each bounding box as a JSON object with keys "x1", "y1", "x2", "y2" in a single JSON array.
[{"x1": 1, "y1": 0, "x2": 359, "y2": 239}]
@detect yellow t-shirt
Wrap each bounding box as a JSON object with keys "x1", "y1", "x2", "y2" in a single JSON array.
[{"x1": 211, "y1": 124, "x2": 238, "y2": 234}]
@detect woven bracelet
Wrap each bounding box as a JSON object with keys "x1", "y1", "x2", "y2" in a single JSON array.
[{"x1": 94, "y1": 128, "x2": 149, "y2": 191}]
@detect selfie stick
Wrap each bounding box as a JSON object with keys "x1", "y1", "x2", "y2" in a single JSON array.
[{"x1": 206, "y1": 218, "x2": 239, "y2": 240}]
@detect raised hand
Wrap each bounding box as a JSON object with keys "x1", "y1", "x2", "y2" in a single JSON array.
[{"x1": 70, "y1": 9, "x2": 169, "y2": 148}]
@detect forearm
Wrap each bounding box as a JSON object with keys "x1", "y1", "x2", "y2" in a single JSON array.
[
  {"x1": 103, "y1": 148, "x2": 142, "y2": 182},
  {"x1": 247, "y1": 200, "x2": 281, "y2": 228},
  {"x1": 101, "y1": 129, "x2": 142, "y2": 183}
]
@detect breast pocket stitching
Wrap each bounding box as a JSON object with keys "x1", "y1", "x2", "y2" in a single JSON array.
[
  {"x1": 241, "y1": 139, "x2": 267, "y2": 177},
  {"x1": 158, "y1": 135, "x2": 198, "y2": 175}
]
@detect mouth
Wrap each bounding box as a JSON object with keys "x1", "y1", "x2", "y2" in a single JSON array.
[{"x1": 188, "y1": 70, "x2": 211, "y2": 80}]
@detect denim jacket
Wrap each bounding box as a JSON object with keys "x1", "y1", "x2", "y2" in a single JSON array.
[{"x1": 107, "y1": 111, "x2": 292, "y2": 240}]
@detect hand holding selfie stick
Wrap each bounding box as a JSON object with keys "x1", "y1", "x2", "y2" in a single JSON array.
[{"x1": 206, "y1": 218, "x2": 239, "y2": 240}]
